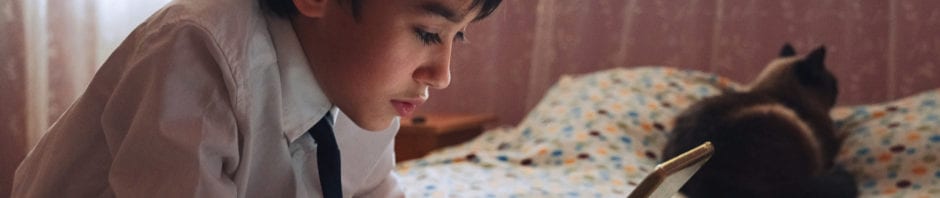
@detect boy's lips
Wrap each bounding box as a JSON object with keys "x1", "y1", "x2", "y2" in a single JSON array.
[{"x1": 390, "y1": 99, "x2": 425, "y2": 117}]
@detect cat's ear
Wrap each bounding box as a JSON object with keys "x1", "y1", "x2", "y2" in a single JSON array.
[
  {"x1": 795, "y1": 46, "x2": 828, "y2": 85},
  {"x1": 804, "y1": 46, "x2": 827, "y2": 68},
  {"x1": 779, "y1": 43, "x2": 797, "y2": 57}
]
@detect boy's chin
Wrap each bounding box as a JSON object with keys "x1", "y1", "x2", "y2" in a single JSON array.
[{"x1": 350, "y1": 114, "x2": 396, "y2": 132}]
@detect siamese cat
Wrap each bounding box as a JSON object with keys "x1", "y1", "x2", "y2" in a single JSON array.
[{"x1": 662, "y1": 44, "x2": 858, "y2": 198}]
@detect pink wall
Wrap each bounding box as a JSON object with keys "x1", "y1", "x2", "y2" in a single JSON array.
[{"x1": 421, "y1": 0, "x2": 940, "y2": 126}]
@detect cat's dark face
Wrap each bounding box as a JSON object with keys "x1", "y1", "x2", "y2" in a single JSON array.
[{"x1": 747, "y1": 44, "x2": 839, "y2": 109}]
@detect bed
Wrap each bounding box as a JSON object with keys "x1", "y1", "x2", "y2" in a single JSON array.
[{"x1": 395, "y1": 67, "x2": 940, "y2": 197}]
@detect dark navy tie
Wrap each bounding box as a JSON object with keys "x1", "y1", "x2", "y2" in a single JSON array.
[{"x1": 310, "y1": 113, "x2": 342, "y2": 198}]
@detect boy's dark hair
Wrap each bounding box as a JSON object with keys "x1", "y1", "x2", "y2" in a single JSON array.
[{"x1": 260, "y1": 0, "x2": 502, "y2": 21}]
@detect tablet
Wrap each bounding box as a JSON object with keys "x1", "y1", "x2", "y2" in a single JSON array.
[{"x1": 628, "y1": 141, "x2": 714, "y2": 198}]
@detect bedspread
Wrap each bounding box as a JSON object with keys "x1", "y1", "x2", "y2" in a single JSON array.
[{"x1": 396, "y1": 67, "x2": 940, "y2": 198}]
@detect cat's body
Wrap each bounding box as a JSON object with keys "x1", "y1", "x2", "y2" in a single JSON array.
[{"x1": 662, "y1": 44, "x2": 858, "y2": 197}]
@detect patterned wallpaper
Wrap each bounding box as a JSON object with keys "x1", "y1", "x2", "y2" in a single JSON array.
[{"x1": 422, "y1": 0, "x2": 940, "y2": 126}]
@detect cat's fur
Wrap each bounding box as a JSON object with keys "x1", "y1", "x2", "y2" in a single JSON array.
[{"x1": 662, "y1": 44, "x2": 858, "y2": 198}]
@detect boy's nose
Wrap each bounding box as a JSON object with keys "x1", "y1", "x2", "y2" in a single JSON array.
[{"x1": 413, "y1": 47, "x2": 452, "y2": 89}]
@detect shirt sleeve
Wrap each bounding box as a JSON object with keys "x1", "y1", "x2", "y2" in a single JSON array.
[{"x1": 100, "y1": 20, "x2": 240, "y2": 198}]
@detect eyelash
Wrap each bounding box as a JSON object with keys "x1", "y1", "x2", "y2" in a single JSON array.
[{"x1": 414, "y1": 27, "x2": 465, "y2": 45}]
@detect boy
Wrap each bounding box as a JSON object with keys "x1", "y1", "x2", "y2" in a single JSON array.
[{"x1": 12, "y1": 0, "x2": 501, "y2": 197}]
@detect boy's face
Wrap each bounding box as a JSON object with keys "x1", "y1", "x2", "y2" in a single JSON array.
[{"x1": 292, "y1": 0, "x2": 481, "y2": 131}]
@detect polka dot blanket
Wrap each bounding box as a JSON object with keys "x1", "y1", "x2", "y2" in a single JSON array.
[{"x1": 395, "y1": 67, "x2": 940, "y2": 197}]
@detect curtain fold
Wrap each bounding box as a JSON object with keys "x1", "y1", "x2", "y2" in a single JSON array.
[
  {"x1": 1, "y1": 0, "x2": 169, "y2": 196},
  {"x1": 1, "y1": 0, "x2": 30, "y2": 196}
]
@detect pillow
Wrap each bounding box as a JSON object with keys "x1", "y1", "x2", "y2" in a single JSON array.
[{"x1": 832, "y1": 89, "x2": 940, "y2": 197}]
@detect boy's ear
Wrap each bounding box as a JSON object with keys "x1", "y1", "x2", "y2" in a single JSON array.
[
  {"x1": 779, "y1": 43, "x2": 797, "y2": 57},
  {"x1": 292, "y1": 0, "x2": 328, "y2": 18}
]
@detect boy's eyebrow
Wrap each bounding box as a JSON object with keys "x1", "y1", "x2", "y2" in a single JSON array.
[{"x1": 419, "y1": 2, "x2": 464, "y2": 23}]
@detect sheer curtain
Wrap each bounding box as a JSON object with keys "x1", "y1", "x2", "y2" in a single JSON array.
[
  {"x1": 96, "y1": 0, "x2": 173, "y2": 66},
  {"x1": 1, "y1": 0, "x2": 169, "y2": 195}
]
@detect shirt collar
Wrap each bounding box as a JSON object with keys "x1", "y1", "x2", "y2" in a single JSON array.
[{"x1": 265, "y1": 14, "x2": 333, "y2": 143}]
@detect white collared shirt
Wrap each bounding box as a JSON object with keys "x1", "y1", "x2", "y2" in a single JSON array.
[{"x1": 12, "y1": 0, "x2": 403, "y2": 197}]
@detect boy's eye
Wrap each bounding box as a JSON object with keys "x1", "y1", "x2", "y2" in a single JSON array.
[{"x1": 414, "y1": 28, "x2": 443, "y2": 45}]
